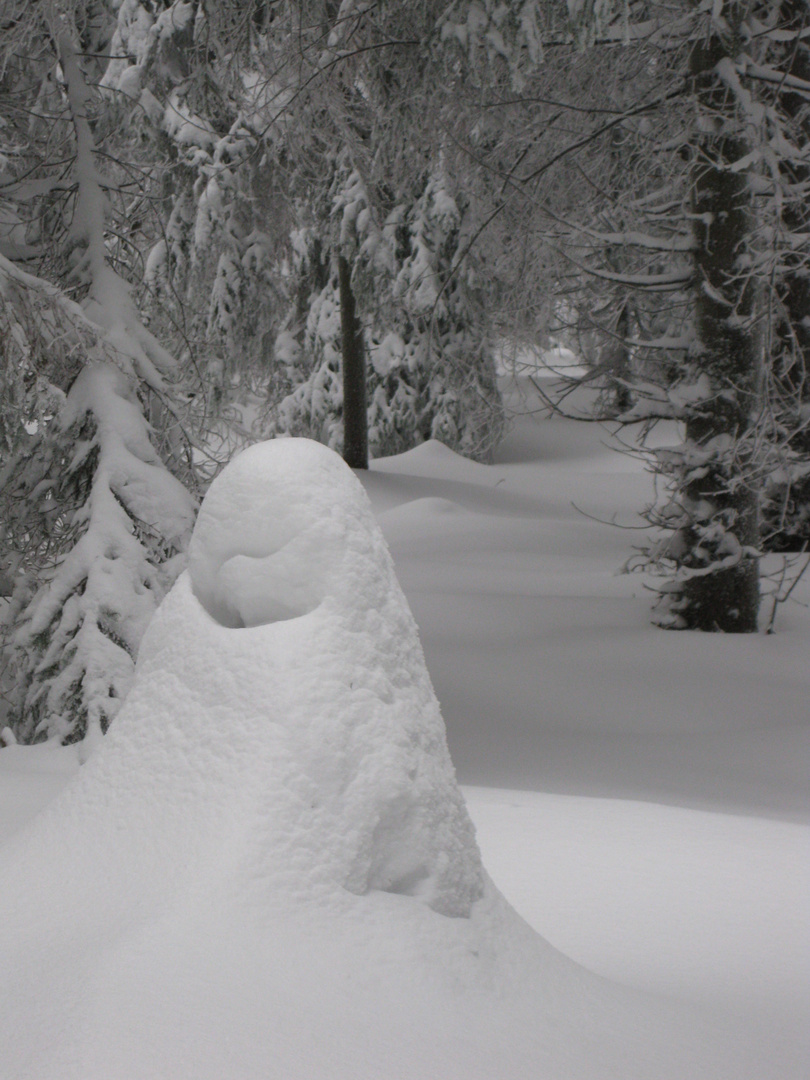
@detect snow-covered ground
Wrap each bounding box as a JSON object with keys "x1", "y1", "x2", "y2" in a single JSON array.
[{"x1": 0, "y1": 375, "x2": 807, "y2": 1077}]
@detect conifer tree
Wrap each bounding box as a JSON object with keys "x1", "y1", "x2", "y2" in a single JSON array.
[
  {"x1": 0, "y1": 14, "x2": 196, "y2": 744},
  {"x1": 100, "y1": 0, "x2": 506, "y2": 463}
]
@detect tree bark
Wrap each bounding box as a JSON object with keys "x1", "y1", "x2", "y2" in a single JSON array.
[
  {"x1": 763, "y1": 0, "x2": 810, "y2": 550},
  {"x1": 775, "y1": 0, "x2": 810, "y2": 384},
  {"x1": 675, "y1": 12, "x2": 761, "y2": 631},
  {"x1": 338, "y1": 253, "x2": 368, "y2": 470}
]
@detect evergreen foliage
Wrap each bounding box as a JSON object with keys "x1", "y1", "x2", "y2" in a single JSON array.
[
  {"x1": 0, "y1": 15, "x2": 196, "y2": 743},
  {"x1": 273, "y1": 167, "x2": 504, "y2": 462},
  {"x1": 99, "y1": 0, "x2": 506, "y2": 462}
]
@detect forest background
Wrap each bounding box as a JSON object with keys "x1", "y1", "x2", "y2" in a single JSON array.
[{"x1": 1, "y1": 0, "x2": 809, "y2": 746}]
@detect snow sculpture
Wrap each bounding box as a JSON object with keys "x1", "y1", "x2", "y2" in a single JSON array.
[{"x1": 184, "y1": 436, "x2": 484, "y2": 915}]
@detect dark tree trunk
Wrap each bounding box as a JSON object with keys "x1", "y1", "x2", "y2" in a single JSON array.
[
  {"x1": 606, "y1": 301, "x2": 634, "y2": 415},
  {"x1": 338, "y1": 253, "x2": 368, "y2": 470},
  {"x1": 776, "y1": 0, "x2": 810, "y2": 394},
  {"x1": 674, "y1": 12, "x2": 761, "y2": 631},
  {"x1": 763, "y1": 0, "x2": 810, "y2": 550}
]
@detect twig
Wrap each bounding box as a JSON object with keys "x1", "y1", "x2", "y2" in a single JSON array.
[
  {"x1": 765, "y1": 552, "x2": 810, "y2": 634},
  {"x1": 570, "y1": 501, "x2": 652, "y2": 530}
]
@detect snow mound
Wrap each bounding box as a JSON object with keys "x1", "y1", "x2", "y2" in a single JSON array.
[
  {"x1": 372, "y1": 437, "x2": 492, "y2": 481},
  {"x1": 0, "y1": 439, "x2": 786, "y2": 1079},
  {"x1": 182, "y1": 437, "x2": 484, "y2": 914},
  {"x1": 378, "y1": 495, "x2": 470, "y2": 529}
]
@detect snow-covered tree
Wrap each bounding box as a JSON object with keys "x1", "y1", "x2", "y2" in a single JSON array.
[
  {"x1": 273, "y1": 164, "x2": 504, "y2": 462},
  {"x1": 439, "y1": 0, "x2": 810, "y2": 631},
  {"x1": 608, "y1": 1, "x2": 809, "y2": 629},
  {"x1": 98, "y1": 0, "x2": 286, "y2": 408},
  {"x1": 759, "y1": 0, "x2": 810, "y2": 552},
  {"x1": 99, "y1": 0, "x2": 506, "y2": 464},
  {"x1": 0, "y1": 15, "x2": 196, "y2": 745}
]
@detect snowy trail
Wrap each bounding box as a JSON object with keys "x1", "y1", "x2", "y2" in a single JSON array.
[{"x1": 361, "y1": 377, "x2": 810, "y2": 820}]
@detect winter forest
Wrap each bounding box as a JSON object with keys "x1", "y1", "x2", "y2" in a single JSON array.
[{"x1": 0, "y1": 1, "x2": 809, "y2": 1078}]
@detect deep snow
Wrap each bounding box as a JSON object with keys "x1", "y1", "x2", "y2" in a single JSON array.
[
  {"x1": 366, "y1": 384, "x2": 810, "y2": 819},
  {"x1": 0, "y1": 380, "x2": 808, "y2": 1078}
]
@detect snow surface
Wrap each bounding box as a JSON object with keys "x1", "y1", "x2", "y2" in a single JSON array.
[
  {"x1": 468, "y1": 787, "x2": 809, "y2": 1055},
  {"x1": 1, "y1": 394, "x2": 808, "y2": 1078},
  {"x1": 366, "y1": 379, "x2": 810, "y2": 820}
]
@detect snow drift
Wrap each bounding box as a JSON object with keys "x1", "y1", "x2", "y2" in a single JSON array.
[
  {"x1": 0, "y1": 439, "x2": 786, "y2": 1079},
  {"x1": 185, "y1": 435, "x2": 484, "y2": 917}
]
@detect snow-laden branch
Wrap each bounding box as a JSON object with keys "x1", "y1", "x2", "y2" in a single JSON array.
[
  {"x1": 570, "y1": 264, "x2": 692, "y2": 289},
  {"x1": 744, "y1": 61, "x2": 810, "y2": 98},
  {"x1": 559, "y1": 220, "x2": 695, "y2": 253},
  {"x1": 50, "y1": 18, "x2": 175, "y2": 390}
]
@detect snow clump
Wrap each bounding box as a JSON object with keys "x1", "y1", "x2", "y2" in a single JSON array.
[{"x1": 185, "y1": 436, "x2": 485, "y2": 915}]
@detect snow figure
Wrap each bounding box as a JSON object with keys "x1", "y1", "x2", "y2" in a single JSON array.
[
  {"x1": 184, "y1": 437, "x2": 484, "y2": 916},
  {"x1": 0, "y1": 440, "x2": 783, "y2": 1079}
]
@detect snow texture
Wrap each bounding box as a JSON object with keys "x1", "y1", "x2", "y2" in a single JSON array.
[
  {"x1": 185, "y1": 438, "x2": 484, "y2": 917},
  {"x1": 0, "y1": 438, "x2": 797, "y2": 1078}
]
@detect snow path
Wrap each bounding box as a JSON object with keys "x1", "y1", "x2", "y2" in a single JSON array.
[{"x1": 362, "y1": 378, "x2": 810, "y2": 820}]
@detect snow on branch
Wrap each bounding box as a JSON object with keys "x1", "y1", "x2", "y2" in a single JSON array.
[
  {"x1": 0, "y1": 271, "x2": 196, "y2": 747},
  {"x1": 1, "y1": 22, "x2": 198, "y2": 747},
  {"x1": 51, "y1": 17, "x2": 176, "y2": 390}
]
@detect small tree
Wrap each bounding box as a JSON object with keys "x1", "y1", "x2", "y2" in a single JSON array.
[
  {"x1": 0, "y1": 257, "x2": 196, "y2": 746},
  {"x1": 273, "y1": 164, "x2": 505, "y2": 462}
]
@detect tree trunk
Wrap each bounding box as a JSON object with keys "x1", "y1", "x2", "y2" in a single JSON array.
[
  {"x1": 763, "y1": 0, "x2": 810, "y2": 550},
  {"x1": 674, "y1": 11, "x2": 761, "y2": 631},
  {"x1": 605, "y1": 301, "x2": 634, "y2": 415},
  {"x1": 338, "y1": 253, "x2": 368, "y2": 470},
  {"x1": 775, "y1": 0, "x2": 810, "y2": 388}
]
